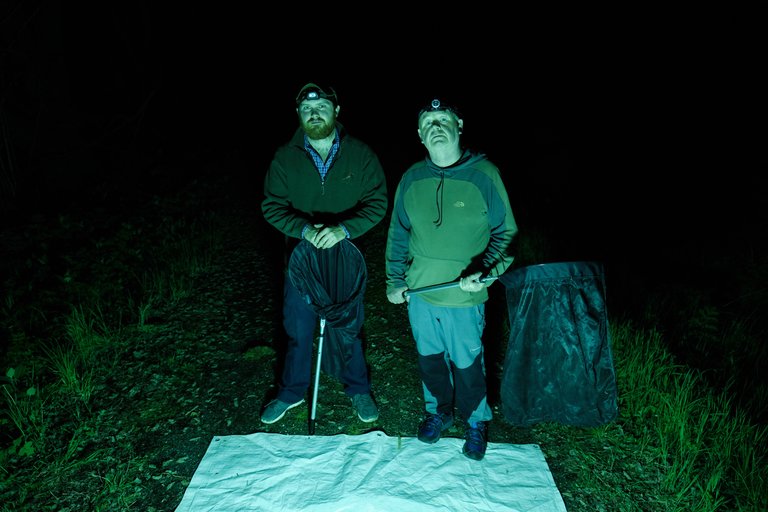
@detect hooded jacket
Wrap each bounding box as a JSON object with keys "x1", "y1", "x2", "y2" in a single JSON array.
[
  {"x1": 385, "y1": 149, "x2": 517, "y2": 306},
  {"x1": 262, "y1": 123, "x2": 388, "y2": 257}
]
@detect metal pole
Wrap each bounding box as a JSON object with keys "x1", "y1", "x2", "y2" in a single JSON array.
[
  {"x1": 309, "y1": 317, "x2": 326, "y2": 435},
  {"x1": 404, "y1": 275, "x2": 498, "y2": 297}
]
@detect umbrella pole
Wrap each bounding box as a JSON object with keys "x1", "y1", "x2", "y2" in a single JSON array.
[{"x1": 309, "y1": 317, "x2": 326, "y2": 435}]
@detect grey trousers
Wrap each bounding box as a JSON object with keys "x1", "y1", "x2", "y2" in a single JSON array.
[{"x1": 408, "y1": 295, "x2": 491, "y2": 425}]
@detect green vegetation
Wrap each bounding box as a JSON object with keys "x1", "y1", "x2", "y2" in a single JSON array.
[{"x1": 1, "y1": 184, "x2": 765, "y2": 511}]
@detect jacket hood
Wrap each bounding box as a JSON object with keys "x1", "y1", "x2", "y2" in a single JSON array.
[{"x1": 425, "y1": 149, "x2": 486, "y2": 176}]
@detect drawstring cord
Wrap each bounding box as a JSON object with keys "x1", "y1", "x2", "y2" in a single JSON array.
[{"x1": 433, "y1": 171, "x2": 444, "y2": 227}]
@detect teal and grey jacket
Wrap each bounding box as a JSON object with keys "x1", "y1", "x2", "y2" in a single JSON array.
[
  {"x1": 262, "y1": 123, "x2": 388, "y2": 255},
  {"x1": 385, "y1": 149, "x2": 518, "y2": 307}
]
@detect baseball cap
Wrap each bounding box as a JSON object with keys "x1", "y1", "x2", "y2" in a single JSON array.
[
  {"x1": 295, "y1": 83, "x2": 338, "y2": 107},
  {"x1": 418, "y1": 98, "x2": 461, "y2": 121}
]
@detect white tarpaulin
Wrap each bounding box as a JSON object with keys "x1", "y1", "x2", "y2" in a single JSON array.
[{"x1": 175, "y1": 431, "x2": 568, "y2": 512}]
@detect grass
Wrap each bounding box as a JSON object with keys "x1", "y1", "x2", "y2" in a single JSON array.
[
  {"x1": 2, "y1": 369, "x2": 43, "y2": 456},
  {"x1": 0, "y1": 179, "x2": 766, "y2": 511},
  {"x1": 607, "y1": 323, "x2": 767, "y2": 510}
]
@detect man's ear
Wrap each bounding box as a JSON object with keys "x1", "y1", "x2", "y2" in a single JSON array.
[
  {"x1": 417, "y1": 128, "x2": 424, "y2": 144},
  {"x1": 335, "y1": 105, "x2": 341, "y2": 116}
]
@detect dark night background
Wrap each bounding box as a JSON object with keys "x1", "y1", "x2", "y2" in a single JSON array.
[
  {"x1": 2, "y1": 7, "x2": 768, "y2": 509},
  {"x1": 2, "y1": 4, "x2": 766, "y2": 322}
]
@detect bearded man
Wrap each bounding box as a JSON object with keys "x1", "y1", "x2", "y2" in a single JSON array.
[{"x1": 260, "y1": 83, "x2": 388, "y2": 425}]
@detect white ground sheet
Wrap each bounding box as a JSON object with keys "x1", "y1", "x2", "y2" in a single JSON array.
[{"x1": 175, "y1": 431, "x2": 567, "y2": 512}]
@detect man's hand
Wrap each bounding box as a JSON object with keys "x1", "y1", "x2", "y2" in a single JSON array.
[
  {"x1": 459, "y1": 272, "x2": 486, "y2": 293},
  {"x1": 304, "y1": 224, "x2": 346, "y2": 249},
  {"x1": 387, "y1": 286, "x2": 409, "y2": 304}
]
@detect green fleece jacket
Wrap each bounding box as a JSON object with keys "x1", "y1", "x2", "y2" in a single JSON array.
[
  {"x1": 262, "y1": 124, "x2": 388, "y2": 252},
  {"x1": 385, "y1": 149, "x2": 518, "y2": 306}
]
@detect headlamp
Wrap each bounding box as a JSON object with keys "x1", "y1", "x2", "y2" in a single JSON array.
[
  {"x1": 418, "y1": 98, "x2": 461, "y2": 121},
  {"x1": 295, "y1": 83, "x2": 338, "y2": 107}
]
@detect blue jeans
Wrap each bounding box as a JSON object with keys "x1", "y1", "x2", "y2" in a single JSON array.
[{"x1": 277, "y1": 275, "x2": 370, "y2": 403}]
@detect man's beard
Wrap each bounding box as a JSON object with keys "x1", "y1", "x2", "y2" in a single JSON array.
[{"x1": 302, "y1": 117, "x2": 336, "y2": 140}]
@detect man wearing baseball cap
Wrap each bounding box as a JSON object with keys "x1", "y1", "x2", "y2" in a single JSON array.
[{"x1": 261, "y1": 82, "x2": 387, "y2": 425}]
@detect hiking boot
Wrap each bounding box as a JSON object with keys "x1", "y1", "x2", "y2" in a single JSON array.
[
  {"x1": 352, "y1": 393, "x2": 379, "y2": 422},
  {"x1": 260, "y1": 398, "x2": 305, "y2": 425},
  {"x1": 417, "y1": 412, "x2": 454, "y2": 444},
  {"x1": 462, "y1": 421, "x2": 488, "y2": 460}
]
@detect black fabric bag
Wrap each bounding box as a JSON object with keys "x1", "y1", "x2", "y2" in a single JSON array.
[
  {"x1": 499, "y1": 261, "x2": 618, "y2": 427},
  {"x1": 287, "y1": 239, "x2": 367, "y2": 379}
]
